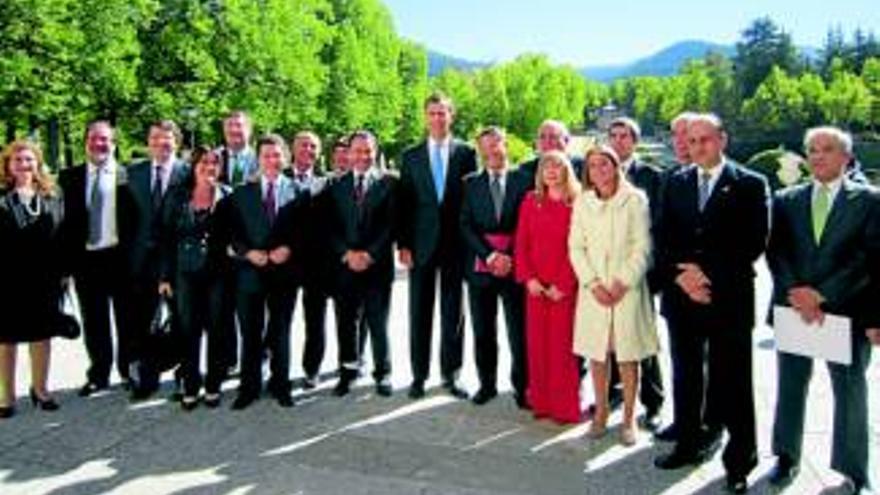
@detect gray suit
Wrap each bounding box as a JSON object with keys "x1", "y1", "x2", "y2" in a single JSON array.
[{"x1": 767, "y1": 179, "x2": 880, "y2": 488}]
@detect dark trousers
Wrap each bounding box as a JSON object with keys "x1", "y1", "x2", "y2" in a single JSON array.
[
  {"x1": 236, "y1": 279, "x2": 295, "y2": 395},
  {"x1": 335, "y1": 273, "x2": 391, "y2": 381},
  {"x1": 300, "y1": 280, "x2": 329, "y2": 379},
  {"x1": 666, "y1": 315, "x2": 721, "y2": 432},
  {"x1": 467, "y1": 278, "x2": 526, "y2": 395},
  {"x1": 608, "y1": 353, "x2": 665, "y2": 413},
  {"x1": 220, "y1": 269, "x2": 238, "y2": 371},
  {"x1": 772, "y1": 332, "x2": 872, "y2": 487},
  {"x1": 408, "y1": 253, "x2": 465, "y2": 384},
  {"x1": 176, "y1": 271, "x2": 227, "y2": 395},
  {"x1": 127, "y1": 279, "x2": 163, "y2": 390},
  {"x1": 74, "y1": 248, "x2": 131, "y2": 385},
  {"x1": 672, "y1": 313, "x2": 757, "y2": 477}
]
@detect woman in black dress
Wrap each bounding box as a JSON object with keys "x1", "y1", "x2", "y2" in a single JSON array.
[
  {"x1": 158, "y1": 146, "x2": 232, "y2": 410},
  {"x1": 0, "y1": 140, "x2": 65, "y2": 418}
]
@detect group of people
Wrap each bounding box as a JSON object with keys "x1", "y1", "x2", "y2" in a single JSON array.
[{"x1": 0, "y1": 91, "x2": 877, "y2": 494}]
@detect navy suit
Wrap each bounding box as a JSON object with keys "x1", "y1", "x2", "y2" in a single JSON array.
[
  {"x1": 657, "y1": 161, "x2": 769, "y2": 478},
  {"x1": 227, "y1": 177, "x2": 305, "y2": 395},
  {"x1": 767, "y1": 179, "x2": 880, "y2": 488},
  {"x1": 398, "y1": 138, "x2": 476, "y2": 385},
  {"x1": 325, "y1": 170, "x2": 397, "y2": 382},
  {"x1": 460, "y1": 169, "x2": 531, "y2": 397}
]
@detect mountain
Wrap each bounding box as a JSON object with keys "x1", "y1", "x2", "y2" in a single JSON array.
[
  {"x1": 580, "y1": 40, "x2": 735, "y2": 82},
  {"x1": 427, "y1": 50, "x2": 489, "y2": 76}
]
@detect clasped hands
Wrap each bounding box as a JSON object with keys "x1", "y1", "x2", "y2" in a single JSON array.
[
  {"x1": 486, "y1": 251, "x2": 513, "y2": 278},
  {"x1": 787, "y1": 285, "x2": 825, "y2": 325},
  {"x1": 675, "y1": 262, "x2": 711, "y2": 304},
  {"x1": 526, "y1": 278, "x2": 566, "y2": 302},
  {"x1": 246, "y1": 246, "x2": 291, "y2": 268},
  {"x1": 344, "y1": 250, "x2": 373, "y2": 272},
  {"x1": 589, "y1": 278, "x2": 629, "y2": 308}
]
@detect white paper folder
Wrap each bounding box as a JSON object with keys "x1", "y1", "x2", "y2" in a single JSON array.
[{"x1": 773, "y1": 305, "x2": 852, "y2": 365}]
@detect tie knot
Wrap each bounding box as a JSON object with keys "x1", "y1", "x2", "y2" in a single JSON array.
[{"x1": 700, "y1": 171, "x2": 711, "y2": 183}]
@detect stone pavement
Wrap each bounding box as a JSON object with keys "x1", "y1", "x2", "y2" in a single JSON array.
[{"x1": 0, "y1": 261, "x2": 877, "y2": 495}]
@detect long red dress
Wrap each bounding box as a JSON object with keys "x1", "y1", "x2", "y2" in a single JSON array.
[{"x1": 514, "y1": 191, "x2": 581, "y2": 423}]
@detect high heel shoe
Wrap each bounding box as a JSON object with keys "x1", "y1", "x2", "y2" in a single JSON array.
[{"x1": 30, "y1": 388, "x2": 60, "y2": 411}]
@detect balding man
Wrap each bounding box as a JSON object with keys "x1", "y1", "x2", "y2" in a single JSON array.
[
  {"x1": 518, "y1": 120, "x2": 584, "y2": 185},
  {"x1": 654, "y1": 114, "x2": 769, "y2": 494},
  {"x1": 767, "y1": 127, "x2": 879, "y2": 493}
]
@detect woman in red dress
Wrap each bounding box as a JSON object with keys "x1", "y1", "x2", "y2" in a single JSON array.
[{"x1": 515, "y1": 150, "x2": 582, "y2": 423}]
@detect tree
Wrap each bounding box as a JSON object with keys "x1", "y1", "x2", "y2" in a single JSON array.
[
  {"x1": 734, "y1": 17, "x2": 799, "y2": 99},
  {"x1": 822, "y1": 62, "x2": 872, "y2": 127},
  {"x1": 741, "y1": 66, "x2": 805, "y2": 132}
]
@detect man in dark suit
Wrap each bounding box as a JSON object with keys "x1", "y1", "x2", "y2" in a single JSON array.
[
  {"x1": 606, "y1": 117, "x2": 665, "y2": 431},
  {"x1": 217, "y1": 110, "x2": 259, "y2": 187},
  {"x1": 517, "y1": 120, "x2": 584, "y2": 185},
  {"x1": 653, "y1": 114, "x2": 769, "y2": 494},
  {"x1": 398, "y1": 92, "x2": 476, "y2": 399},
  {"x1": 125, "y1": 120, "x2": 190, "y2": 400},
  {"x1": 325, "y1": 130, "x2": 397, "y2": 397},
  {"x1": 59, "y1": 120, "x2": 135, "y2": 397},
  {"x1": 226, "y1": 133, "x2": 305, "y2": 410},
  {"x1": 215, "y1": 110, "x2": 259, "y2": 377},
  {"x1": 286, "y1": 131, "x2": 332, "y2": 389},
  {"x1": 767, "y1": 127, "x2": 879, "y2": 494},
  {"x1": 461, "y1": 126, "x2": 531, "y2": 408}
]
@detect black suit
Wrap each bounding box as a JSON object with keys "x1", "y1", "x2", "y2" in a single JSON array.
[
  {"x1": 518, "y1": 155, "x2": 584, "y2": 186},
  {"x1": 460, "y1": 169, "x2": 531, "y2": 397},
  {"x1": 287, "y1": 169, "x2": 333, "y2": 381},
  {"x1": 58, "y1": 163, "x2": 135, "y2": 386},
  {"x1": 325, "y1": 170, "x2": 396, "y2": 382},
  {"x1": 398, "y1": 138, "x2": 476, "y2": 385},
  {"x1": 227, "y1": 178, "x2": 305, "y2": 396},
  {"x1": 125, "y1": 160, "x2": 190, "y2": 390},
  {"x1": 656, "y1": 161, "x2": 769, "y2": 478},
  {"x1": 767, "y1": 180, "x2": 880, "y2": 487}
]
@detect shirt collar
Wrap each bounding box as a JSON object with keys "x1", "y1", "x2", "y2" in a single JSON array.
[
  {"x1": 620, "y1": 156, "x2": 636, "y2": 175},
  {"x1": 428, "y1": 135, "x2": 451, "y2": 150},
  {"x1": 813, "y1": 174, "x2": 844, "y2": 202}
]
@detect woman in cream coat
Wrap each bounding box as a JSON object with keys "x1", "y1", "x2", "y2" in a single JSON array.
[{"x1": 568, "y1": 144, "x2": 658, "y2": 445}]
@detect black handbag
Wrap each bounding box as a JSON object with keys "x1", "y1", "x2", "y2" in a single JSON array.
[
  {"x1": 147, "y1": 296, "x2": 180, "y2": 373},
  {"x1": 54, "y1": 286, "x2": 81, "y2": 340}
]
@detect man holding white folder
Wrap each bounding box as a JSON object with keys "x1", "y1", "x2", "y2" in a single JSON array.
[{"x1": 767, "y1": 126, "x2": 880, "y2": 494}]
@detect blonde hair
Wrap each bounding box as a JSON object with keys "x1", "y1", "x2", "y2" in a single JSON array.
[
  {"x1": 582, "y1": 144, "x2": 621, "y2": 191},
  {"x1": 534, "y1": 150, "x2": 580, "y2": 205},
  {"x1": 1, "y1": 140, "x2": 56, "y2": 196}
]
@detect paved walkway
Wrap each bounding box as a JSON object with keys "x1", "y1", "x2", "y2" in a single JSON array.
[{"x1": 1, "y1": 261, "x2": 877, "y2": 494}]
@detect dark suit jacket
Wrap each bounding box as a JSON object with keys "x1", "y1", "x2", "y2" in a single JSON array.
[
  {"x1": 397, "y1": 138, "x2": 477, "y2": 266},
  {"x1": 58, "y1": 163, "x2": 135, "y2": 277},
  {"x1": 126, "y1": 160, "x2": 190, "y2": 282},
  {"x1": 518, "y1": 155, "x2": 585, "y2": 186},
  {"x1": 626, "y1": 159, "x2": 665, "y2": 292},
  {"x1": 226, "y1": 179, "x2": 306, "y2": 292},
  {"x1": 325, "y1": 170, "x2": 397, "y2": 287},
  {"x1": 459, "y1": 169, "x2": 531, "y2": 286},
  {"x1": 657, "y1": 162, "x2": 770, "y2": 327},
  {"x1": 767, "y1": 180, "x2": 880, "y2": 328}
]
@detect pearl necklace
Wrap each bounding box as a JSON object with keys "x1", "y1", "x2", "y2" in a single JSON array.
[{"x1": 17, "y1": 190, "x2": 42, "y2": 217}]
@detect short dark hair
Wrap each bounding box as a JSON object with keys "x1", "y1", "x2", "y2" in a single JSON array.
[
  {"x1": 150, "y1": 119, "x2": 183, "y2": 145},
  {"x1": 609, "y1": 117, "x2": 641, "y2": 142},
  {"x1": 84, "y1": 119, "x2": 114, "y2": 143},
  {"x1": 256, "y1": 133, "x2": 291, "y2": 168},
  {"x1": 424, "y1": 91, "x2": 455, "y2": 113},
  {"x1": 348, "y1": 129, "x2": 378, "y2": 150}
]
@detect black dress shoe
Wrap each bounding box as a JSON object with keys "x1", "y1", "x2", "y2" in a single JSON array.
[
  {"x1": 514, "y1": 392, "x2": 530, "y2": 410},
  {"x1": 275, "y1": 393, "x2": 294, "y2": 408},
  {"x1": 302, "y1": 375, "x2": 318, "y2": 390},
  {"x1": 654, "y1": 448, "x2": 704, "y2": 470},
  {"x1": 130, "y1": 385, "x2": 157, "y2": 402},
  {"x1": 333, "y1": 378, "x2": 351, "y2": 397},
  {"x1": 78, "y1": 381, "x2": 107, "y2": 397},
  {"x1": 654, "y1": 423, "x2": 678, "y2": 441},
  {"x1": 29, "y1": 388, "x2": 59, "y2": 411},
  {"x1": 471, "y1": 388, "x2": 497, "y2": 406},
  {"x1": 375, "y1": 381, "x2": 392, "y2": 397},
  {"x1": 181, "y1": 396, "x2": 199, "y2": 411},
  {"x1": 639, "y1": 409, "x2": 662, "y2": 432},
  {"x1": 408, "y1": 381, "x2": 425, "y2": 399},
  {"x1": 0, "y1": 406, "x2": 15, "y2": 418},
  {"x1": 203, "y1": 393, "x2": 221, "y2": 409},
  {"x1": 768, "y1": 455, "x2": 799, "y2": 487},
  {"x1": 231, "y1": 393, "x2": 258, "y2": 410},
  {"x1": 725, "y1": 474, "x2": 748, "y2": 494},
  {"x1": 443, "y1": 381, "x2": 468, "y2": 400}
]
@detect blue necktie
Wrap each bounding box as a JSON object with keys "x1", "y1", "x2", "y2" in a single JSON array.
[{"x1": 431, "y1": 144, "x2": 445, "y2": 202}]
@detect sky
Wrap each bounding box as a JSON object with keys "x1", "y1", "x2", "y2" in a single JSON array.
[{"x1": 382, "y1": 0, "x2": 880, "y2": 67}]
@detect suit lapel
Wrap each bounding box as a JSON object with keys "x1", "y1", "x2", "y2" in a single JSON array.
[
  {"x1": 702, "y1": 163, "x2": 735, "y2": 216},
  {"x1": 416, "y1": 141, "x2": 441, "y2": 202},
  {"x1": 817, "y1": 180, "x2": 854, "y2": 248},
  {"x1": 242, "y1": 183, "x2": 270, "y2": 235}
]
